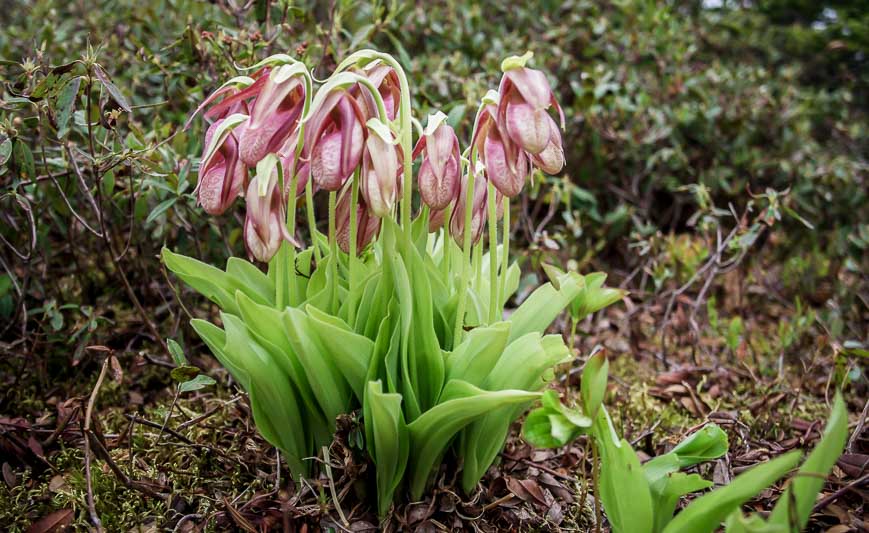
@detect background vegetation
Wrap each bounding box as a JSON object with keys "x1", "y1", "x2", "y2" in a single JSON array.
[{"x1": 1, "y1": 0, "x2": 866, "y2": 530}]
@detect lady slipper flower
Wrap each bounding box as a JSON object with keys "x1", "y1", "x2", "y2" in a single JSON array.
[
  {"x1": 304, "y1": 91, "x2": 366, "y2": 192},
  {"x1": 428, "y1": 202, "x2": 453, "y2": 233},
  {"x1": 530, "y1": 114, "x2": 565, "y2": 174},
  {"x1": 497, "y1": 62, "x2": 565, "y2": 156},
  {"x1": 336, "y1": 184, "x2": 380, "y2": 254},
  {"x1": 361, "y1": 120, "x2": 402, "y2": 217},
  {"x1": 450, "y1": 164, "x2": 488, "y2": 247},
  {"x1": 237, "y1": 64, "x2": 307, "y2": 167},
  {"x1": 243, "y1": 157, "x2": 296, "y2": 262},
  {"x1": 353, "y1": 62, "x2": 401, "y2": 121},
  {"x1": 473, "y1": 94, "x2": 530, "y2": 198},
  {"x1": 196, "y1": 116, "x2": 248, "y2": 215},
  {"x1": 414, "y1": 112, "x2": 460, "y2": 210}
]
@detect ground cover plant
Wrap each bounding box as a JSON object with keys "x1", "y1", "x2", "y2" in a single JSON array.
[{"x1": 1, "y1": 1, "x2": 866, "y2": 531}]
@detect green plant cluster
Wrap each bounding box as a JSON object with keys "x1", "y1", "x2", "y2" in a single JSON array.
[{"x1": 524, "y1": 353, "x2": 849, "y2": 533}]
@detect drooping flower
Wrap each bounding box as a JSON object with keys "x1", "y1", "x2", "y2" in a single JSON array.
[
  {"x1": 353, "y1": 62, "x2": 401, "y2": 121},
  {"x1": 304, "y1": 91, "x2": 366, "y2": 192},
  {"x1": 497, "y1": 66, "x2": 565, "y2": 156},
  {"x1": 529, "y1": 114, "x2": 565, "y2": 174},
  {"x1": 196, "y1": 116, "x2": 248, "y2": 215},
  {"x1": 237, "y1": 64, "x2": 307, "y2": 167},
  {"x1": 450, "y1": 163, "x2": 488, "y2": 247},
  {"x1": 336, "y1": 183, "x2": 381, "y2": 254},
  {"x1": 360, "y1": 120, "x2": 402, "y2": 217},
  {"x1": 474, "y1": 94, "x2": 530, "y2": 198},
  {"x1": 414, "y1": 112, "x2": 461, "y2": 210},
  {"x1": 243, "y1": 161, "x2": 295, "y2": 262},
  {"x1": 428, "y1": 201, "x2": 453, "y2": 233}
]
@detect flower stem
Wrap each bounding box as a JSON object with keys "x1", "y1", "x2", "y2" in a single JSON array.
[
  {"x1": 498, "y1": 195, "x2": 510, "y2": 314},
  {"x1": 347, "y1": 169, "x2": 360, "y2": 326},
  {"x1": 285, "y1": 166, "x2": 300, "y2": 307},
  {"x1": 487, "y1": 182, "x2": 498, "y2": 323},
  {"x1": 305, "y1": 172, "x2": 320, "y2": 264},
  {"x1": 328, "y1": 190, "x2": 338, "y2": 313},
  {"x1": 452, "y1": 165, "x2": 476, "y2": 347}
]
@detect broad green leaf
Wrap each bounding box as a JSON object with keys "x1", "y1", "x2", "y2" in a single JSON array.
[
  {"x1": 94, "y1": 64, "x2": 132, "y2": 112},
  {"x1": 221, "y1": 314, "x2": 309, "y2": 477},
  {"x1": 581, "y1": 351, "x2": 609, "y2": 419},
  {"x1": 406, "y1": 380, "x2": 540, "y2": 499},
  {"x1": 767, "y1": 393, "x2": 848, "y2": 530},
  {"x1": 227, "y1": 257, "x2": 274, "y2": 307},
  {"x1": 663, "y1": 451, "x2": 802, "y2": 533},
  {"x1": 570, "y1": 272, "x2": 627, "y2": 321},
  {"x1": 507, "y1": 271, "x2": 586, "y2": 342},
  {"x1": 306, "y1": 304, "x2": 374, "y2": 401},
  {"x1": 281, "y1": 307, "x2": 352, "y2": 424},
  {"x1": 0, "y1": 139, "x2": 11, "y2": 166},
  {"x1": 179, "y1": 374, "x2": 216, "y2": 392},
  {"x1": 396, "y1": 220, "x2": 445, "y2": 413},
  {"x1": 595, "y1": 410, "x2": 654, "y2": 533},
  {"x1": 364, "y1": 380, "x2": 409, "y2": 517},
  {"x1": 444, "y1": 321, "x2": 511, "y2": 387},
  {"x1": 234, "y1": 293, "x2": 324, "y2": 429},
  {"x1": 724, "y1": 511, "x2": 789, "y2": 533},
  {"x1": 56, "y1": 76, "x2": 81, "y2": 138},
  {"x1": 162, "y1": 248, "x2": 239, "y2": 314},
  {"x1": 145, "y1": 197, "x2": 177, "y2": 225},
  {"x1": 167, "y1": 339, "x2": 186, "y2": 366},
  {"x1": 460, "y1": 334, "x2": 571, "y2": 492},
  {"x1": 12, "y1": 139, "x2": 35, "y2": 180},
  {"x1": 670, "y1": 424, "x2": 729, "y2": 468}
]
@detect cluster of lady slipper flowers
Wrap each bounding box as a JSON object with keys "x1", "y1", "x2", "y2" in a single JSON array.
[{"x1": 190, "y1": 52, "x2": 564, "y2": 262}]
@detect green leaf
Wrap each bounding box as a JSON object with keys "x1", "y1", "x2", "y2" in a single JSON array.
[
  {"x1": 12, "y1": 139, "x2": 35, "y2": 181},
  {"x1": 167, "y1": 339, "x2": 186, "y2": 366},
  {"x1": 281, "y1": 306, "x2": 352, "y2": 424},
  {"x1": 210, "y1": 314, "x2": 310, "y2": 478},
  {"x1": 55, "y1": 76, "x2": 81, "y2": 138},
  {"x1": 0, "y1": 139, "x2": 11, "y2": 166},
  {"x1": 581, "y1": 350, "x2": 609, "y2": 419},
  {"x1": 444, "y1": 321, "x2": 511, "y2": 387},
  {"x1": 170, "y1": 365, "x2": 200, "y2": 382},
  {"x1": 507, "y1": 271, "x2": 586, "y2": 342},
  {"x1": 162, "y1": 248, "x2": 240, "y2": 314},
  {"x1": 145, "y1": 197, "x2": 177, "y2": 225},
  {"x1": 180, "y1": 374, "x2": 216, "y2": 392},
  {"x1": 364, "y1": 380, "x2": 409, "y2": 517},
  {"x1": 767, "y1": 393, "x2": 848, "y2": 530},
  {"x1": 663, "y1": 451, "x2": 802, "y2": 533},
  {"x1": 306, "y1": 304, "x2": 375, "y2": 401},
  {"x1": 670, "y1": 424, "x2": 729, "y2": 468},
  {"x1": 406, "y1": 380, "x2": 540, "y2": 499},
  {"x1": 460, "y1": 334, "x2": 571, "y2": 492},
  {"x1": 94, "y1": 64, "x2": 131, "y2": 112},
  {"x1": 595, "y1": 410, "x2": 654, "y2": 533}
]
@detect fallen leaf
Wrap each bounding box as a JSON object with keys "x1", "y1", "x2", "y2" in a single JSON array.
[{"x1": 26, "y1": 508, "x2": 73, "y2": 533}]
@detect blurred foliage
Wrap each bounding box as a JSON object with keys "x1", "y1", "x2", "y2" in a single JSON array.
[{"x1": 0, "y1": 0, "x2": 865, "y2": 381}]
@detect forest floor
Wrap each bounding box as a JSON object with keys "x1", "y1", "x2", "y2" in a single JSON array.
[{"x1": 1, "y1": 243, "x2": 866, "y2": 532}]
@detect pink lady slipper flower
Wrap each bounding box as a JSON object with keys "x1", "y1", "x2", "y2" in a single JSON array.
[
  {"x1": 450, "y1": 162, "x2": 488, "y2": 247},
  {"x1": 352, "y1": 62, "x2": 401, "y2": 122},
  {"x1": 414, "y1": 111, "x2": 461, "y2": 210},
  {"x1": 497, "y1": 53, "x2": 565, "y2": 157},
  {"x1": 336, "y1": 183, "x2": 381, "y2": 254},
  {"x1": 474, "y1": 91, "x2": 530, "y2": 198},
  {"x1": 196, "y1": 115, "x2": 249, "y2": 215},
  {"x1": 361, "y1": 119, "x2": 402, "y2": 217},
  {"x1": 237, "y1": 64, "x2": 308, "y2": 167},
  {"x1": 243, "y1": 155, "x2": 297, "y2": 262},
  {"x1": 303, "y1": 90, "x2": 366, "y2": 192}
]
